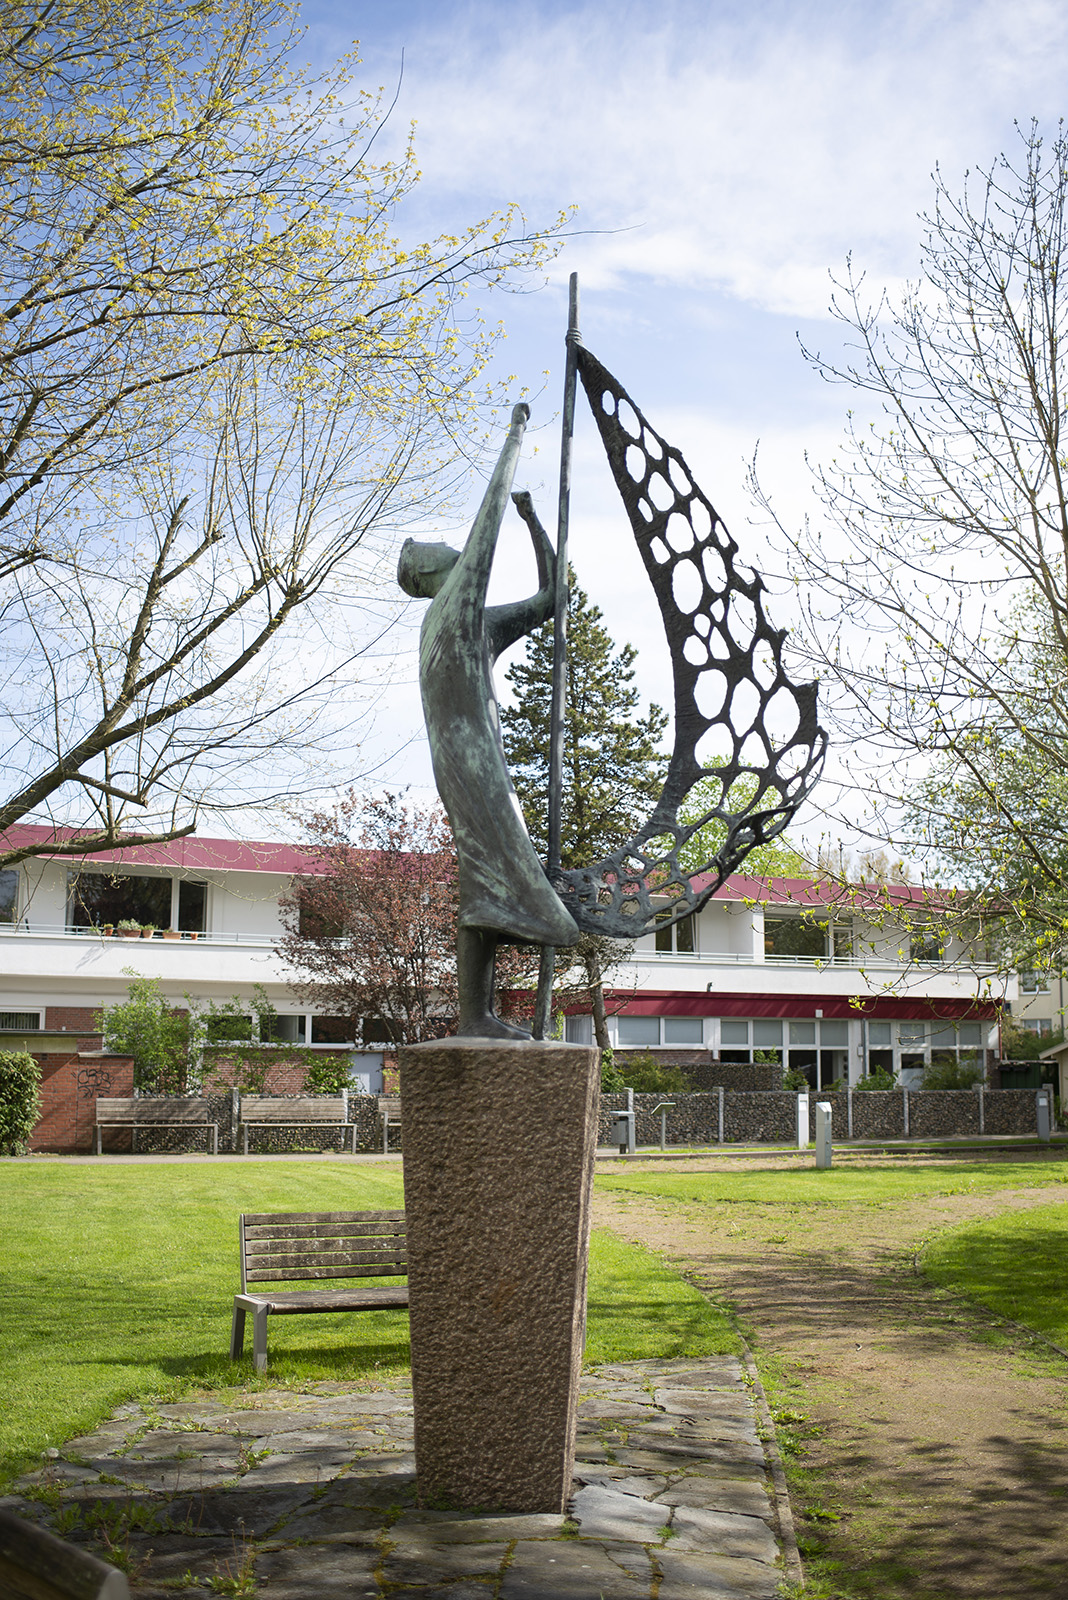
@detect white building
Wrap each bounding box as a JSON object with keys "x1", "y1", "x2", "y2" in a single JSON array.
[
  {"x1": 0, "y1": 831, "x2": 1011, "y2": 1091},
  {"x1": 563, "y1": 873, "x2": 1010, "y2": 1088}
]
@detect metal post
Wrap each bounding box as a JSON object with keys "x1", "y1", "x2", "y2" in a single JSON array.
[
  {"x1": 815, "y1": 1101, "x2": 833, "y2": 1169},
  {"x1": 533, "y1": 273, "x2": 580, "y2": 1041},
  {"x1": 797, "y1": 1090, "x2": 810, "y2": 1150},
  {"x1": 718, "y1": 1085, "x2": 725, "y2": 1144},
  {"x1": 1037, "y1": 1087, "x2": 1052, "y2": 1143},
  {"x1": 652, "y1": 1101, "x2": 674, "y2": 1152}
]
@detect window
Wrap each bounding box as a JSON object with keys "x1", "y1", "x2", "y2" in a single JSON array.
[
  {"x1": 655, "y1": 912, "x2": 695, "y2": 953},
  {"x1": 69, "y1": 871, "x2": 172, "y2": 930},
  {"x1": 565, "y1": 1014, "x2": 593, "y2": 1045},
  {"x1": 1021, "y1": 1018, "x2": 1053, "y2": 1036},
  {"x1": 958, "y1": 1023, "x2": 984, "y2": 1047},
  {"x1": 820, "y1": 1020, "x2": 849, "y2": 1047},
  {"x1": 262, "y1": 1014, "x2": 306, "y2": 1043},
  {"x1": 0, "y1": 1011, "x2": 40, "y2": 1030},
  {"x1": 789, "y1": 1020, "x2": 816, "y2": 1046},
  {"x1": 311, "y1": 1016, "x2": 357, "y2": 1044},
  {"x1": 1020, "y1": 972, "x2": 1051, "y2": 993},
  {"x1": 764, "y1": 916, "x2": 826, "y2": 959},
  {"x1": 720, "y1": 1020, "x2": 749, "y2": 1047},
  {"x1": 753, "y1": 1019, "x2": 783, "y2": 1049},
  {"x1": 178, "y1": 880, "x2": 207, "y2": 933},
  {"x1": 0, "y1": 870, "x2": 17, "y2": 924},
  {"x1": 910, "y1": 926, "x2": 944, "y2": 962},
  {"x1": 898, "y1": 1022, "x2": 926, "y2": 1046},
  {"x1": 831, "y1": 922, "x2": 853, "y2": 961},
  {"x1": 664, "y1": 1017, "x2": 703, "y2": 1045},
  {"x1": 206, "y1": 1013, "x2": 253, "y2": 1044},
  {"x1": 617, "y1": 1016, "x2": 661, "y2": 1048},
  {"x1": 65, "y1": 870, "x2": 207, "y2": 932}
]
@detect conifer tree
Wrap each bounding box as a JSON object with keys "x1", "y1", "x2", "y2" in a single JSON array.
[
  {"x1": 501, "y1": 572, "x2": 668, "y2": 1047},
  {"x1": 501, "y1": 573, "x2": 668, "y2": 870}
]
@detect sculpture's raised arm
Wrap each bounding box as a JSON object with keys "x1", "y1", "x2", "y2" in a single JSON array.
[{"x1": 486, "y1": 490, "x2": 558, "y2": 660}]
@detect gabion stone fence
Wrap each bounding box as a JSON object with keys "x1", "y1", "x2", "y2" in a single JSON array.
[{"x1": 599, "y1": 1087, "x2": 1053, "y2": 1147}]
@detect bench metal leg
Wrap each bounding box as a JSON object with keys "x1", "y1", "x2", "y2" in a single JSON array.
[
  {"x1": 230, "y1": 1303, "x2": 246, "y2": 1360},
  {"x1": 94, "y1": 1125, "x2": 101, "y2": 1156},
  {"x1": 252, "y1": 1306, "x2": 269, "y2": 1374}
]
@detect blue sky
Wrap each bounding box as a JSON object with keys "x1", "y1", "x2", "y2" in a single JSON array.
[{"x1": 289, "y1": 0, "x2": 1068, "y2": 840}]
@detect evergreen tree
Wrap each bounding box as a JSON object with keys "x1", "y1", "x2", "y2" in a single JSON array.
[{"x1": 501, "y1": 572, "x2": 668, "y2": 870}]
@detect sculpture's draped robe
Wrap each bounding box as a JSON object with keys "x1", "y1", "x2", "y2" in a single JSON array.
[{"x1": 418, "y1": 416, "x2": 578, "y2": 948}]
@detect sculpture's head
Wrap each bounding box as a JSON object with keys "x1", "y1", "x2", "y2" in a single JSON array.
[{"x1": 397, "y1": 539, "x2": 461, "y2": 599}]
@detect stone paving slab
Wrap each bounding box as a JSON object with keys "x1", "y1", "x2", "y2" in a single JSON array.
[{"x1": 4, "y1": 1357, "x2": 793, "y2": 1596}]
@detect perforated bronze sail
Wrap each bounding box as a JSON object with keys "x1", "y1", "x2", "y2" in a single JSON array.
[{"x1": 549, "y1": 345, "x2": 827, "y2": 940}]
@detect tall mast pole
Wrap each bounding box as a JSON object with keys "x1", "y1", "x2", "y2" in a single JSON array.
[{"x1": 533, "y1": 272, "x2": 580, "y2": 1040}]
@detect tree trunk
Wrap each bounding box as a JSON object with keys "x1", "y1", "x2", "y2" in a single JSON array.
[{"x1": 585, "y1": 950, "x2": 611, "y2": 1050}]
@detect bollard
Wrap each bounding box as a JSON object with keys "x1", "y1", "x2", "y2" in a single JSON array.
[
  {"x1": 1037, "y1": 1089, "x2": 1052, "y2": 1144},
  {"x1": 796, "y1": 1090, "x2": 810, "y2": 1150},
  {"x1": 815, "y1": 1100, "x2": 832, "y2": 1169}
]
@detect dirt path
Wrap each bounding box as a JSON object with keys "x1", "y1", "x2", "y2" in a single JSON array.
[{"x1": 593, "y1": 1170, "x2": 1068, "y2": 1599}]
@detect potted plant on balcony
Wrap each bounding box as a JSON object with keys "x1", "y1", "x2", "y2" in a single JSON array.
[
  {"x1": 117, "y1": 918, "x2": 141, "y2": 938},
  {"x1": 162, "y1": 927, "x2": 180, "y2": 940},
  {"x1": 140, "y1": 924, "x2": 155, "y2": 939},
  {"x1": 101, "y1": 923, "x2": 114, "y2": 937}
]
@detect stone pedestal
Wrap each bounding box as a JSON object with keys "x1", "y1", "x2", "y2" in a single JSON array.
[{"x1": 399, "y1": 1038, "x2": 601, "y2": 1513}]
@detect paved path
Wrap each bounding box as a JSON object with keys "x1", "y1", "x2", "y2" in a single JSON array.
[{"x1": 3, "y1": 1358, "x2": 795, "y2": 1597}]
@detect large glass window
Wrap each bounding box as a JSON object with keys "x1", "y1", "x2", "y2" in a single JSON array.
[
  {"x1": 753, "y1": 1019, "x2": 783, "y2": 1048},
  {"x1": 68, "y1": 871, "x2": 171, "y2": 930},
  {"x1": 764, "y1": 916, "x2": 826, "y2": 958}
]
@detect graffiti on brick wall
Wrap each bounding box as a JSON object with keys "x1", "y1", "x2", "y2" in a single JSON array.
[{"x1": 77, "y1": 1066, "x2": 112, "y2": 1099}]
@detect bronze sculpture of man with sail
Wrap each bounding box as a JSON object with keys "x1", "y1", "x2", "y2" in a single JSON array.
[
  {"x1": 399, "y1": 286, "x2": 827, "y2": 1042},
  {"x1": 398, "y1": 402, "x2": 579, "y2": 1038}
]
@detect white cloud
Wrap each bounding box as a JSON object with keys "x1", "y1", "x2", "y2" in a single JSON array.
[{"x1": 346, "y1": 0, "x2": 1068, "y2": 318}]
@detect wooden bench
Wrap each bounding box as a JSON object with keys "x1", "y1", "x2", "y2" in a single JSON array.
[
  {"x1": 237, "y1": 1093, "x2": 354, "y2": 1154},
  {"x1": 378, "y1": 1094, "x2": 402, "y2": 1154},
  {"x1": 0, "y1": 1505, "x2": 130, "y2": 1598},
  {"x1": 94, "y1": 1096, "x2": 219, "y2": 1155},
  {"x1": 230, "y1": 1209, "x2": 409, "y2": 1373}
]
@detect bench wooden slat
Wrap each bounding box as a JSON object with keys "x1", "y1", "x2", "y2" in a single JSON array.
[
  {"x1": 243, "y1": 1209, "x2": 404, "y2": 1226},
  {"x1": 251, "y1": 1287, "x2": 409, "y2": 1313},
  {"x1": 247, "y1": 1263, "x2": 407, "y2": 1283},
  {"x1": 246, "y1": 1247, "x2": 407, "y2": 1272},
  {"x1": 245, "y1": 1223, "x2": 405, "y2": 1244}
]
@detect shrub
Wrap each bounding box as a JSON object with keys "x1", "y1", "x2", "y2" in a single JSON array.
[
  {"x1": 600, "y1": 1046, "x2": 626, "y2": 1092},
  {"x1": 855, "y1": 1067, "x2": 897, "y2": 1090},
  {"x1": 921, "y1": 1054, "x2": 986, "y2": 1090},
  {"x1": 616, "y1": 1051, "x2": 692, "y2": 1094},
  {"x1": 98, "y1": 972, "x2": 191, "y2": 1093},
  {"x1": 0, "y1": 1052, "x2": 42, "y2": 1155},
  {"x1": 782, "y1": 1067, "x2": 810, "y2": 1091}
]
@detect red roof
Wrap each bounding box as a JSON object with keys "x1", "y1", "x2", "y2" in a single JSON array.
[{"x1": 0, "y1": 824, "x2": 321, "y2": 876}]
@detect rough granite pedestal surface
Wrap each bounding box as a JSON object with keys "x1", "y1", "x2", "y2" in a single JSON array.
[
  {"x1": 0, "y1": 1356, "x2": 794, "y2": 1598},
  {"x1": 399, "y1": 1038, "x2": 601, "y2": 1514}
]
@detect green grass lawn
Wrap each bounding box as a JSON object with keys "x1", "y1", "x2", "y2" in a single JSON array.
[
  {"x1": 922, "y1": 1198, "x2": 1068, "y2": 1349},
  {"x1": 596, "y1": 1157, "x2": 1068, "y2": 1209},
  {"x1": 0, "y1": 1161, "x2": 733, "y2": 1486}
]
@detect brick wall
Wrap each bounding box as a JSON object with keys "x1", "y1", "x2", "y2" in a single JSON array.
[{"x1": 28, "y1": 1052, "x2": 135, "y2": 1152}]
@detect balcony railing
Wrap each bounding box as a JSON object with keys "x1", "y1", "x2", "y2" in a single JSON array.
[
  {"x1": 0, "y1": 921, "x2": 276, "y2": 948},
  {"x1": 628, "y1": 948, "x2": 1000, "y2": 974}
]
